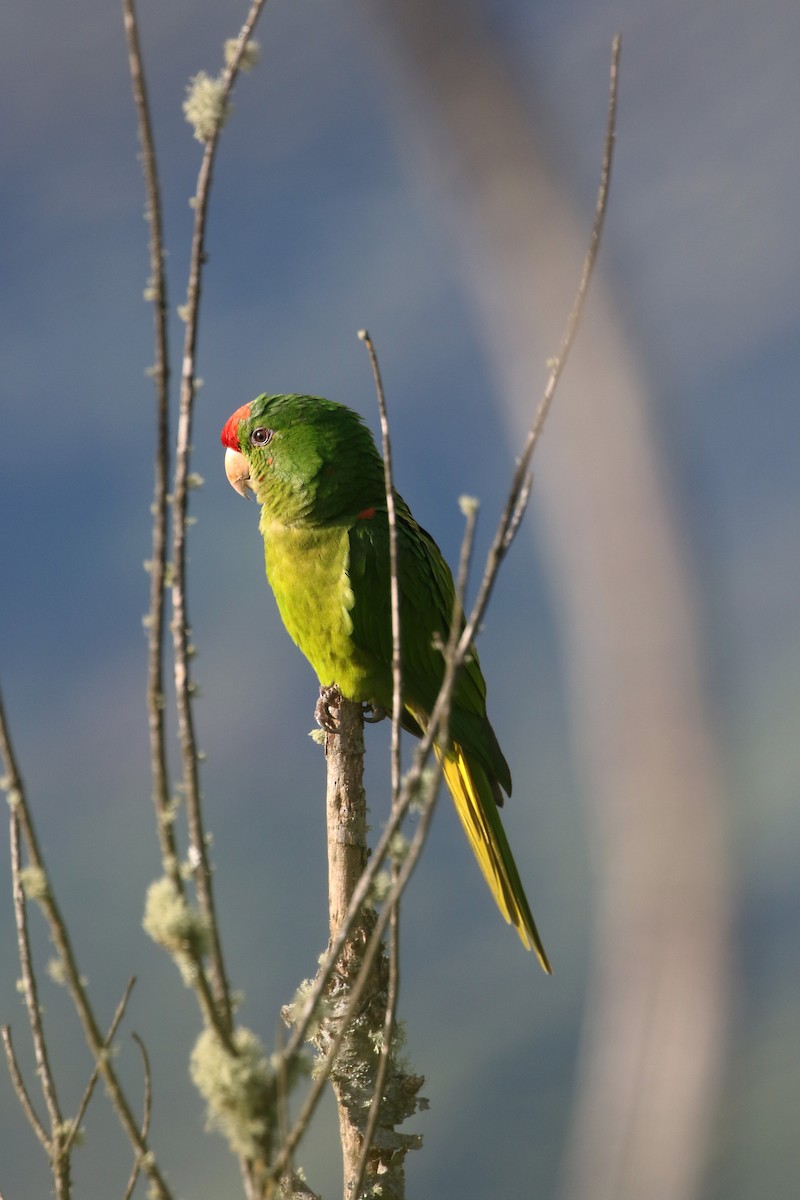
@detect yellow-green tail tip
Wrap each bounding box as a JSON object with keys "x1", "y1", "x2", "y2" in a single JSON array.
[
  {"x1": 438, "y1": 746, "x2": 553, "y2": 975},
  {"x1": 517, "y1": 920, "x2": 552, "y2": 974}
]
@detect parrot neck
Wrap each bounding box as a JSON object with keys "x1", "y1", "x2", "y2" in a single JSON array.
[{"x1": 253, "y1": 448, "x2": 387, "y2": 528}]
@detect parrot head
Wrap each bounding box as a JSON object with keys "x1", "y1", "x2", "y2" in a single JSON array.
[{"x1": 221, "y1": 393, "x2": 386, "y2": 523}]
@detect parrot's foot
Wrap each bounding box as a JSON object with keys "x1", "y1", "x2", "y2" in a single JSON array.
[
  {"x1": 315, "y1": 684, "x2": 342, "y2": 733},
  {"x1": 361, "y1": 702, "x2": 387, "y2": 724}
]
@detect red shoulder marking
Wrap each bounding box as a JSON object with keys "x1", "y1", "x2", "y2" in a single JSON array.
[{"x1": 356, "y1": 506, "x2": 376, "y2": 520}]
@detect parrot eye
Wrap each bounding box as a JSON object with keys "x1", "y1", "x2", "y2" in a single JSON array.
[{"x1": 250, "y1": 426, "x2": 273, "y2": 447}]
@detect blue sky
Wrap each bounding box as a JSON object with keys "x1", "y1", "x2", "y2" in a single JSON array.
[{"x1": 1, "y1": 2, "x2": 798, "y2": 1197}]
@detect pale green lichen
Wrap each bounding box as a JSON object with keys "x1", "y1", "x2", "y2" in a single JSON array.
[
  {"x1": 47, "y1": 957, "x2": 67, "y2": 987},
  {"x1": 282, "y1": 977, "x2": 332, "y2": 1041},
  {"x1": 224, "y1": 38, "x2": 260, "y2": 71},
  {"x1": 369, "y1": 1017, "x2": 407, "y2": 1060},
  {"x1": 142, "y1": 877, "x2": 210, "y2": 983},
  {"x1": 158, "y1": 798, "x2": 181, "y2": 828},
  {"x1": 19, "y1": 865, "x2": 48, "y2": 903},
  {"x1": 368, "y1": 869, "x2": 392, "y2": 905},
  {"x1": 389, "y1": 831, "x2": 410, "y2": 866},
  {"x1": 183, "y1": 71, "x2": 229, "y2": 143},
  {"x1": 189, "y1": 1025, "x2": 275, "y2": 1158},
  {"x1": 55, "y1": 1118, "x2": 83, "y2": 1147},
  {"x1": 406, "y1": 765, "x2": 437, "y2": 812}
]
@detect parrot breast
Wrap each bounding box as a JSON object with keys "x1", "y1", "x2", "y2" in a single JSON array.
[{"x1": 259, "y1": 513, "x2": 383, "y2": 702}]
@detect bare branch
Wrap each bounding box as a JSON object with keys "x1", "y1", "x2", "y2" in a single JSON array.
[
  {"x1": 64, "y1": 976, "x2": 138, "y2": 1158},
  {"x1": 124, "y1": 4, "x2": 281, "y2": 1194},
  {"x1": 122, "y1": 1032, "x2": 153, "y2": 1200},
  {"x1": 122, "y1": 0, "x2": 177, "y2": 883},
  {"x1": 2, "y1": 696, "x2": 69, "y2": 1197},
  {"x1": 170, "y1": 0, "x2": 270, "y2": 1040},
  {"x1": 8, "y1": 806, "x2": 64, "y2": 1141},
  {"x1": 352, "y1": 329, "x2": 405, "y2": 1198},
  {"x1": 462, "y1": 33, "x2": 621, "y2": 639},
  {"x1": 1, "y1": 1025, "x2": 49, "y2": 1150},
  {"x1": 123, "y1": 0, "x2": 244, "y2": 1067},
  {"x1": 358, "y1": 328, "x2": 403, "y2": 799},
  {"x1": 0, "y1": 691, "x2": 173, "y2": 1200}
]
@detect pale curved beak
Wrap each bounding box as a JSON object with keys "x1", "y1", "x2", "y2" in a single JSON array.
[{"x1": 224, "y1": 446, "x2": 253, "y2": 498}]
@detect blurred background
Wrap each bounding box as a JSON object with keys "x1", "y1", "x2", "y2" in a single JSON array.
[{"x1": 1, "y1": 1, "x2": 798, "y2": 1197}]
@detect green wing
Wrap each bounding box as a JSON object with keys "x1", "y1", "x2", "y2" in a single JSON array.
[
  {"x1": 347, "y1": 497, "x2": 551, "y2": 969},
  {"x1": 346, "y1": 499, "x2": 511, "y2": 797}
]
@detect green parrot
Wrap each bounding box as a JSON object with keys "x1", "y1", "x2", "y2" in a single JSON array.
[{"x1": 221, "y1": 393, "x2": 550, "y2": 971}]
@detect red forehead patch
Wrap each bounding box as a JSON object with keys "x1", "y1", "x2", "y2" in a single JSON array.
[{"x1": 220, "y1": 403, "x2": 252, "y2": 449}]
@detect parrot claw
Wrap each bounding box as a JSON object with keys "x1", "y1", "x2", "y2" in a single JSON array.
[
  {"x1": 314, "y1": 688, "x2": 386, "y2": 731},
  {"x1": 315, "y1": 684, "x2": 342, "y2": 733},
  {"x1": 361, "y1": 703, "x2": 387, "y2": 724}
]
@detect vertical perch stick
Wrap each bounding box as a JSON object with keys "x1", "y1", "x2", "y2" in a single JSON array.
[
  {"x1": 325, "y1": 696, "x2": 372, "y2": 949},
  {"x1": 324, "y1": 691, "x2": 382, "y2": 1195},
  {"x1": 319, "y1": 690, "x2": 422, "y2": 1200}
]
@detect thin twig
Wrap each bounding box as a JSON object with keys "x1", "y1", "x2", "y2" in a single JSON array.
[
  {"x1": 123, "y1": 4, "x2": 271, "y2": 1193},
  {"x1": 1, "y1": 1026, "x2": 48, "y2": 1150},
  {"x1": 63, "y1": 975, "x2": 138, "y2": 1157},
  {"x1": 8, "y1": 808, "x2": 64, "y2": 1139},
  {"x1": 412, "y1": 37, "x2": 621, "y2": 783},
  {"x1": 122, "y1": 0, "x2": 237, "y2": 1069},
  {"x1": 359, "y1": 329, "x2": 403, "y2": 798},
  {"x1": 350, "y1": 330, "x2": 404, "y2": 1200},
  {"x1": 4, "y1": 709, "x2": 69, "y2": 1197},
  {"x1": 0, "y1": 693, "x2": 173, "y2": 1200},
  {"x1": 122, "y1": 0, "x2": 178, "y2": 883},
  {"x1": 170, "y1": 0, "x2": 270, "y2": 1041},
  {"x1": 463, "y1": 33, "x2": 621, "y2": 639},
  {"x1": 122, "y1": 1032, "x2": 153, "y2": 1200}
]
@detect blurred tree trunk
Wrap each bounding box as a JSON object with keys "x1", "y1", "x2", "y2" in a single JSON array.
[{"x1": 370, "y1": 5, "x2": 731, "y2": 1200}]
